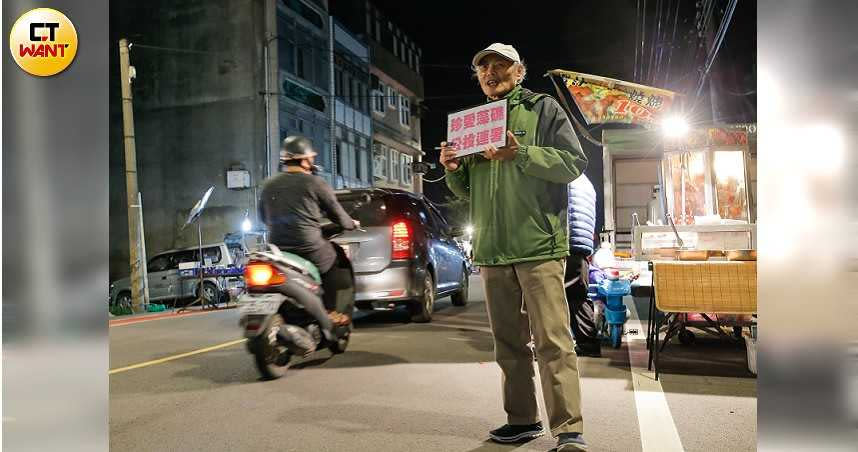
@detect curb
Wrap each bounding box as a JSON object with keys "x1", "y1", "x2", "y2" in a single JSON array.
[{"x1": 109, "y1": 305, "x2": 238, "y2": 327}]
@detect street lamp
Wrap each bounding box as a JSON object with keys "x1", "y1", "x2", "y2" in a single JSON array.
[
  {"x1": 241, "y1": 209, "x2": 252, "y2": 233},
  {"x1": 661, "y1": 115, "x2": 690, "y2": 139},
  {"x1": 465, "y1": 225, "x2": 474, "y2": 236}
]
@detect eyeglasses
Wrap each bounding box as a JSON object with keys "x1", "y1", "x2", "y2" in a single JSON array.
[{"x1": 475, "y1": 60, "x2": 513, "y2": 74}]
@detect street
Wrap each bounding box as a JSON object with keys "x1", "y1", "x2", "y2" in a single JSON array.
[{"x1": 109, "y1": 274, "x2": 756, "y2": 452}]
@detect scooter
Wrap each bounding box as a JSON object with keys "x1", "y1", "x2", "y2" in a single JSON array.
[{"x1": 238, "y1": 224, "x2": 356, "y2": 379}]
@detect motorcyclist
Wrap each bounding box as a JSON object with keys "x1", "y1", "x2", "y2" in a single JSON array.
[{"x1": 258, "y1": 135, "x2": 358, "y2": 325}]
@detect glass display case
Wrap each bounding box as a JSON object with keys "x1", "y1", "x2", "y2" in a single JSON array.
[{"x1": 661, "y1": 128, "x2": 752, "y2": 225}]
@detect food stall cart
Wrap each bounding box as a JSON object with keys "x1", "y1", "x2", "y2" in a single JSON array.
[
  {"x1": 601, "y1": 125, "x2": 758, "y2": 378},
  {"x1": 544, "y1": 69, "x2": 758, "y2": 375}
]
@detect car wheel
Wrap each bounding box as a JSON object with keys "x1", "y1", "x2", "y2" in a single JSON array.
[
  {"x1": 409, "y1": 273, "x2": 434, "y2": 323},
  {"x1": 198, "y1": 281, "x2": 221, "y2": 307},
  {"x1": 451, "y1": 266, "x2": 469, "y2": 306},
  {"x1": 115, "y1": 291, "x2": 132, "y2": 309}
]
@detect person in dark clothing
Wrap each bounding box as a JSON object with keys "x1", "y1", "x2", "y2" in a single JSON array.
[
  {"x1": 258, "y1": 136, "x2": 358, "y2": 322},
  {"x1": 566, "y1": 174, "x2": 601, "y2": 357}
]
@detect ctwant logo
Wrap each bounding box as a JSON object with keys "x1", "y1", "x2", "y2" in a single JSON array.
[{"x1": 9, "y1": 8, "x2": 78, "y2": 76}]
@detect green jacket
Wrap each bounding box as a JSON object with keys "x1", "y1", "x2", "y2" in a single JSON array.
[{"x1": 446, "y1": 85, "x2": 588, "y2": 266}]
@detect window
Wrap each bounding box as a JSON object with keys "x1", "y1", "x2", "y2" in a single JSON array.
[
  {"x1": 344, "y1": 142, "x2": 352, "y2": 179},
  {"x1": 372, "y1": 87, "x2": 385, "y2": 114},
  {"x1": 357, "y1": 147, "x2": 368, "y2": 182},
  {"x1": 389, "y1": 149, "x2": 401, "y2": 182},
  {"x1": 335, "y1": 195, "x2": 388, "y2": 226},
  {"x1": 415, "y1": 54, "x2": 420, "y2": 73},
  {"x1": 297, "y1": 47, "x2": 308, "y2": 80},
  {"x1": 360, "y1": 82, "x2": 368, "y2": 113},
  {"x1": 202, "y1": 247, "x2": 223, "y2": 265},
  {"x1": 280, "y1": 39, "x2": 296, "y2": 74},
  {"x1": 319, "y1": 139, "x2": 331, "y2": 172},
  {"x1": 148, "y1": 254, "x2": 172, "y2": 273},
  {"x1": 426, "y1": 203, "x2": 450, "y2": 234},
  {"x1": 350, "y1": 78, "x2": 358, "y2": 109},
  {"x1": 387, "y1": 86, "x2": 397, "y2": 108},
  {"x1": 373, "y1": 143, "x2": 388, "y2": 179},
  {"x1": 401, "y1": 154, "x2": 413, "y2": 184},
  {"x1": 283, "y1": 0, "x2": 324, "y2": 30},
  {"x1": 283, "y1": 79, "x2": 325, "y2": 112},
  {"x1": 365, "y1": 12, "x2": 371, "y2": 38},
  {"x1": 334, "y1": 69, "x2": 343, "y2": 97},
  {"x1": 170, "y1": 247, "x2": 222, "y2": 268},
  {"x1": 399, "y1": 95, "x2": 411, "y2": 127},
  {"x1": 336, "y1": 141, "x2": 345, "y2": 176}
]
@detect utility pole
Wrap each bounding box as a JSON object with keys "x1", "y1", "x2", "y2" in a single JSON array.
[
  {"x1": 119, "y1": 38, "x2": 144, "y2": 313},
  {"x1": 328, "y1": 16, "x2": 337, "y2": 188}
]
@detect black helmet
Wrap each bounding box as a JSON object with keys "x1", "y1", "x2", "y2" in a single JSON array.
[{"x1": 279, "y1": 135, "x2": 318, "y2": 162}]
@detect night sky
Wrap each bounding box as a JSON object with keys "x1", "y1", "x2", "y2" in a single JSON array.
[{"x1": 370, "y1": 0, "x2": 756, "y2": 228}]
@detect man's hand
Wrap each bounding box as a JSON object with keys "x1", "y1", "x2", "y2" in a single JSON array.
[
  {"x1": 482, "y1": 131, "x2": 521, "y2": 161},
  {"x1": 439, "y1": 141, "x2": 461, "y2": 171}
]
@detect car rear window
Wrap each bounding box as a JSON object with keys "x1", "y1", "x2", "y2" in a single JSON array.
[{"x1": 336, "y1": 195, "x2": 390, "y2": 227}]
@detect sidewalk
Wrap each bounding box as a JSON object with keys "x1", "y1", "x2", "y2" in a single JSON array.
[{"x1": 109, "y1": 304, "x2": 237, "y2": 327}]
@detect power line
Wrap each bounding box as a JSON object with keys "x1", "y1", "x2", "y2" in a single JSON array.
[
  {"x1": 650, "y1": 0, "x2": 664, "y2": 84},
  {"x1": 129, "y1": 43, "x2": 225, "y2": 56},
  {"x1": 695, "y1": 0, "x2": 738, "y2": 98},
  {"x1": 640, "y1": 0, "x2": 648, "y2": 83},
  {"x1": 662, "y1": 0, "x2": 682, "y2": 87},
  {"x1": 634, "y1": 0, "x2": 641, "y2": 82}
]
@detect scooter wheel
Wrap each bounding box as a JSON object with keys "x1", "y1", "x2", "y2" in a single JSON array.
[
  {"x1": 610, "y1": 324, "x2": 623, "y2": 348},
  {"x1": 251, "y1": 314, "x2": 291, "y2": 380}
]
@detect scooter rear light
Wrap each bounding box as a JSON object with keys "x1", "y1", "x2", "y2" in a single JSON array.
[{"x1": 244, "y1": 262, "x2": 287, "y2": 287}]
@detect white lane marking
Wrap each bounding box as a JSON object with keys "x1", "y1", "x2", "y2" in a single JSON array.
[{"x1": 626, "y1": 296, "x2": 685, "y2": 451}]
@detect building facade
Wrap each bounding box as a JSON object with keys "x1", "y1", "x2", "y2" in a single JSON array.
[
  {"x1": 109, "y1": 0, "x2": 379, "y2": 281},
  {"x1": 332, "y1": 20, "x2": 373, "y2": 189},
  {"x1": 274, "y1": 0, "x2": 334, "y2": 184},
  {"x1": 332, "y1": 1, "x2": 424, "y2": 193}
]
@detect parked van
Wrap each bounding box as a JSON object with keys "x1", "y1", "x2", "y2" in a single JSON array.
[{"x1": 109, "y1": 242, "x2": 246, "y2": 307}]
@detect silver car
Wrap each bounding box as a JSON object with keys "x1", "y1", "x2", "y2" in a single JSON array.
[
  {"x1": 332, "y1": 189, "x2": 470, "y2": 323},
  {"x1": 109, "y1": 242, "x2": 246, "y2": 307}
]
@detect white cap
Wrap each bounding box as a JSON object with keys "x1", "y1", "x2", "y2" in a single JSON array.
[{"x1": 471, "y1": 43, "x2": 521, "y2": 68}]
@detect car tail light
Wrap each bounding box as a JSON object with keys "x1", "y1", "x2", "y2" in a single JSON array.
[
  {"x1": 244, "y1": 262, "x2": 287, "y2": 287},
  {"x1": 391, "y1": 220, "x2": 412, "y2": 260}
]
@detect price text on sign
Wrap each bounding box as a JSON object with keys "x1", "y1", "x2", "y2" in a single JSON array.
[{"x1": 446, "y1": 98, "x2": 508, "y2": 157}]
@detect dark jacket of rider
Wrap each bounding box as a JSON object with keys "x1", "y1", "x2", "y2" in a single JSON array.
[{"x1": 259, "y1": 172, "x2": 355, "y2": 273}]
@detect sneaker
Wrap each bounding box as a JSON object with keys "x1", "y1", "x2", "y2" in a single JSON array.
[
  {"x1": 556, "y1": 432, "x2": 588, "y2": 451},
  {"x1": 488, "y1": 422, "x2": 545, "y2": 443}
]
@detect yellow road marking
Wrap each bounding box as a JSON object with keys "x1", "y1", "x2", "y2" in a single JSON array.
[{"x1": 109, "y1": 338, "x2": 248, "y2": 375}]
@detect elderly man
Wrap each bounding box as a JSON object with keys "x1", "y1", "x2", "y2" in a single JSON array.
[{"x1": 440, "y1": 43, "x2": 589, "y2": 451}]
